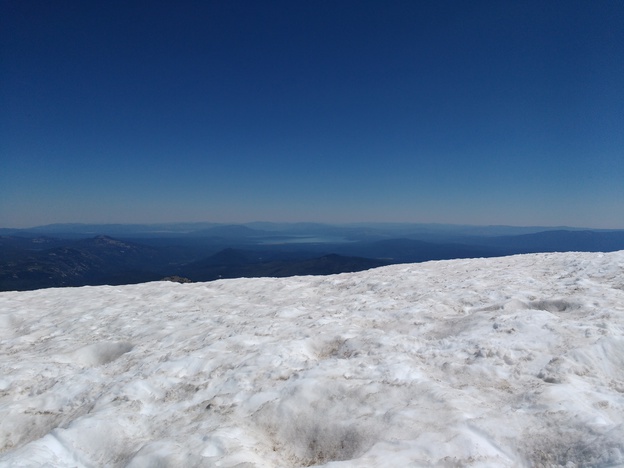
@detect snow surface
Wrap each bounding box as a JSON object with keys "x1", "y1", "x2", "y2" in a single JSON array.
[{"x1": 1, "y1": 251, "x2": 624, "y2": 467}]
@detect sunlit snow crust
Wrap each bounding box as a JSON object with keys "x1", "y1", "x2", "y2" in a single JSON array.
[{"x1": 1, "y1": 251, "x2": 623, "y2": 467}]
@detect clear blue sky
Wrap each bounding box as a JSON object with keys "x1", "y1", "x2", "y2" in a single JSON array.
[{"x1": 2, "y1": 1, "x2": 623, "y2": 228}]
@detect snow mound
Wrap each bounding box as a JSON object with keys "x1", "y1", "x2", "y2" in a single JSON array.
[
  {"x1": 1, "y1": 251, "x2": 623, "y2": 467},
  {"x1": 52, "y1": 341, "x2": 135, "y2": 367}
]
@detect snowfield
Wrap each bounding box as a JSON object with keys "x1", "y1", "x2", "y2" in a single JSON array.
[{"x1": 1, "y1": 251, "x2": 623, "y2": 467}]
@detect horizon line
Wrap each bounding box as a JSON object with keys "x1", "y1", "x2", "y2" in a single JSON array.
[{"x1": 3, "y1": 220, "x2": 624, "y2": 231}]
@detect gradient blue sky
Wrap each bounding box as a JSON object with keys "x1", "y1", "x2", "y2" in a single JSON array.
[{"x1": 2, "y1": 1, "x2": 623, "y2": 228}]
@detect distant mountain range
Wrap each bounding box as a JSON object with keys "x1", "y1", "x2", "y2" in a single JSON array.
[
  {"x1": 0, "y1": 236, "x2": 165, "y2": 291},
  {"x1": 1, "y1": 222, "x2": 623, "y2": 292},
  {"x1": 0, "y1": 221, "x2": 609, "y2": 240}
]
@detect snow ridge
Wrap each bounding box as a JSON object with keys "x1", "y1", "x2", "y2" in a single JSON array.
[{"x1": 1, "y1": 251, "x2": 623, "y2": 467}]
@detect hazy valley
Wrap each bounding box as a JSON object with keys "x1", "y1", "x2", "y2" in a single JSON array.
[{"x1": 2, "y1": 222, "x2": 624, "y2": 292}]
